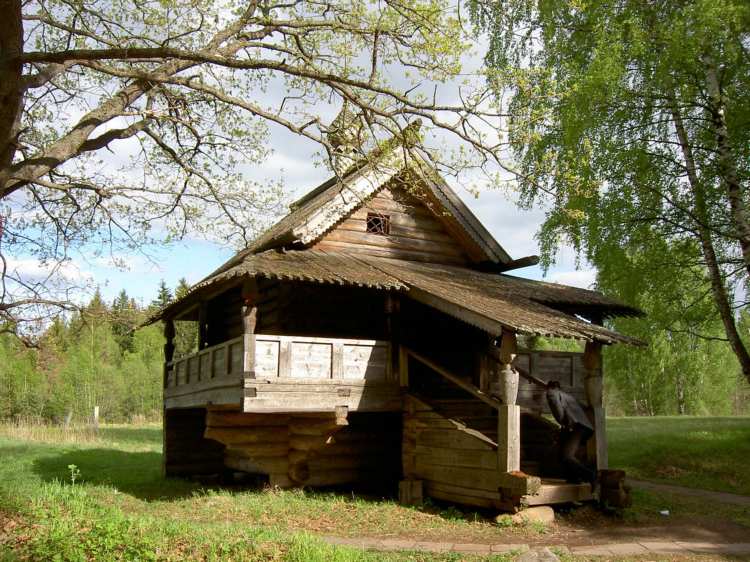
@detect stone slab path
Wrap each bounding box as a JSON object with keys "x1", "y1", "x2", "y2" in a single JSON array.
[
  {"x1": 322, "y1": 536, "x2": 750, "y2": 557},
  {"x1": 628, "y1": 478, "x2": 750, "y2": 507}
]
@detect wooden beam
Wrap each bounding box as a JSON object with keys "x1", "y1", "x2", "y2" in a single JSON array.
[{"x1": 405, "y1": 347, "x2": 502, "y2": 412}]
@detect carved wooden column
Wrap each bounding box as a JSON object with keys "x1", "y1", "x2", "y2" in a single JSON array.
[
  {"x1": 583, "y1": 340, "x2": 608, "y2": 470},
  {"x1": 496, "y1": 329, "x2": 520, "y2": 473},
  {"x1": 242, "y1": 278, "x2": 259, "y2": 378}
]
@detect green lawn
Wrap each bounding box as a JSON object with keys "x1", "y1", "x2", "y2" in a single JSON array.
[
  {"x1": 0, "y1": 425, "x2": 529, "y2": 561},
  {"x1": 608, "y1": 416, "x2": 750, "y2": 495},
  {"x1": 0, "y1": 419, "x2": 748, "y2": 561}
]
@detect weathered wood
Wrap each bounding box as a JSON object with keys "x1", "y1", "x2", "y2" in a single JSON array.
[
  {"x1": 206, "y1": 410, "x2": 290, "y2": 427},
  {"x1": 315, "y1": 240, "x2": 467, "y2": 265},
  {"x1": 582, "y1": 341, "x2": 607, "y2": 470},
  {"x1": 204, "y1": 426, "x2": 289, "y2": 445},
  {"x1": 405, "y1": 348, "x2": 502, "y2": 412},
  {"x1": 414, "y1": 462, "x2": 501, "y2": 491},
  {"x1": 497, "y1": 404, "x2": 521, "y2": 473},
  {"x1": 225, "y1": 454, "x2": 289, "y2": 475},
  {"x1": 398, "y1": 479, "x2": 423, "y2": 506},
  {"x1": 524, "y1": 483, "x2": 593, "y2": 506},
  {"x1": 414, "y1": 445, "x2": 498, "y2": 470},
  {"x1": 224, "y1": 443, "x2": 289, "y2": 457},
  {"x1": 242, "y1": 278, "x2": 259, "y2": 378}
]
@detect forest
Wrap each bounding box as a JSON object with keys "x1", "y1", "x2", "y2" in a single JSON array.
[{"x1": 1, "y1": 276, "x2": 747, "y2": 424}]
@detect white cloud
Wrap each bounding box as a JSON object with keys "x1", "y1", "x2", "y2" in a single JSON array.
[
  {"x1": 547, "y1": 269, "x2": 597, "y2": 289},
  {"x1": 6, "y1": 257, "x2": 92, "y2": 284}
]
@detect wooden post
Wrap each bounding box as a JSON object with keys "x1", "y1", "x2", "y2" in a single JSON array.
[
  {"x1": 162, "y1": 317, "x2": 175, "y2": 478},
  {"x1": 385, "y1": 294, "x2": 401, "y2": 382},
  {"x1": 398, "y1": 345, "x2": 409, "y2": 387},
  {"x1": 242, "y1": 278, "x2": 258, "y2": 378},
  {"x1": 198, "y1": 301, "x2": 208, "y2": 350},
  {"x1": 583, "y1": 341, "x2": 608, "y2": 470},
  {"x1": 496, "y1": 329, "x2": 520, "y2": 473}
]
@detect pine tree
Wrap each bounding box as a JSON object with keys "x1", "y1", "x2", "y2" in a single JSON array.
[{"x1": 151, "y1": 280, "x2": 173, "y2": 310}]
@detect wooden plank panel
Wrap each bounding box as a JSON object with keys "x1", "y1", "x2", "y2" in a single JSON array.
[
  {"x1": 228, "y1": 341, "x2": 243, "y2": 374},
  {"x1": 342, "y1": 343, "x2": 387, "y2": 380},
  {"x1": 290, "y1": 341, "x2": 333, "y2": 379},
  {"x1": 255, "y1": 339, "x2": 280, "y2": 378},
  {"x1": 212, "y1": 347, "x2": 226, "y2": 376}
]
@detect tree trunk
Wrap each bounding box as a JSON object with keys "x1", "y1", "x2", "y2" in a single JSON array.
[
  {"x1": 704, "y1": 56, "x2": 750, "y2": 279},
  {"x1": 670, "y1": 98, "x2": 750, "y2": 384},
  {"x1": 0, "y1": 0, "x2": 23, "y2": 188}
]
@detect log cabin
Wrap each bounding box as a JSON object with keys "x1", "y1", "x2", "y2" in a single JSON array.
[{"x1": 145, "y1": 112, "x2": 641, "y2": 512}]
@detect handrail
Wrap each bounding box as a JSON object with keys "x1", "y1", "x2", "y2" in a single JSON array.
[
  {"x1": 166, "y1": 336, "x2": 244, "y2": 387},
  {"x1": 403, "y1": 347, "x2": 504, "y2": 412}
]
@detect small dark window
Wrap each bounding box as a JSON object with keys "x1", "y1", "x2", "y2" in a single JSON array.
[{"x1": 366, "y1": 213, "x2": 390, "y2": 235}]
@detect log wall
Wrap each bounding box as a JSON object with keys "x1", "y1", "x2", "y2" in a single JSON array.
[
  {"x1": 314, "y1": 185, "x2": 470, "y2": 265},
  {"x1": 164, "y1": 407, "x2": 225, "y2": 477},
  {"x1": 204, "y1": 408, "x2": 401, "y2": 489}
]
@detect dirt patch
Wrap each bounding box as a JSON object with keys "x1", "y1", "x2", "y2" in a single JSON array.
[{"x1": 554, "y1": 504, "x2": 750, "y2": 546}]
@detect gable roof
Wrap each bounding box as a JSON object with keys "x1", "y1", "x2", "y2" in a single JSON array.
[{"x1": 205, "y1": 125, "x2": 512, "y2": 281}]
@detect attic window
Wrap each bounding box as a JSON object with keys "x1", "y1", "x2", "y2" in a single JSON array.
[{"x1": 366, "y1": 213, "x2": 390, "y2": 235}]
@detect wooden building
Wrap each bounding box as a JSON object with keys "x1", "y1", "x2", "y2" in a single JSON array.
[{"x1": 146, "y1": 117, "x2": 640, "y2": 511}]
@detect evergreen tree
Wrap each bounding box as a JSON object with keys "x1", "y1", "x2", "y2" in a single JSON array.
[{"x1": 151, "y1": 280, "x2": 173, "y2": 310}]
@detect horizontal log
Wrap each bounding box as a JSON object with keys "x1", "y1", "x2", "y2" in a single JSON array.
[
  {"x1": 204, "y1": 426, "x2": 289, "y2": 445},
  {"x1": 322, "y1": 228, "x2": 465, "y2": 258},
  {"x1": 414, "y1": 429, "x2": 496, "y2": 451},
  {"x1": 424, "y1": 482, "x2": 512, "y2": 511},
  {"x1": 225, "y1": 454, "x2": 289, "y2": 475},
  {"x1": 206, "y1": 410, "x2": 291, "y2": 427},
  {"x1": 224, "y1": 443, "x2": 290, "y2": 457},
  {"x1": 308, "y1": 454, "x2": 388, "y2": 471},
  {"x1": 524, "y1": 483, "x2": 593, "y2": 506},
  {"x1": 415, "y1": 445, "x2": 498, "y2": 470},
  {"x1": 314, "y1": 241, "x2": 466, "y2": 265},
  {"x1": 414, "y1": 461, "x2": 501, "y2": 492},
  {"x1": 165, "y1": 388, "x2": 242, "y2": 409}
]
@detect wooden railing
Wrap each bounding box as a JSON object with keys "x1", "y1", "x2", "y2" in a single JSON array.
[
  {"x1": 402, "y1": 347, "x2": 503, "y2": 411},
  {"x1": 165, "y1": 336, "x2": 245, "y2": 388}
]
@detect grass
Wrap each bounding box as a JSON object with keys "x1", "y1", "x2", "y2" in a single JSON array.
[
  {"x1": 608, "y1": 416, "x2": 750, "y2": 495},
  {"x1": 0, "y1": 424, "x2": 535, "y2": 561},
  {"x1": 0, "y1": 418, "x2": 748, "y2": 561}
]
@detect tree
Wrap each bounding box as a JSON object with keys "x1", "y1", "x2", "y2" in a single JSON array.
[
  {"x1": 1, "y1": 0, "x2": 508, "y2": 340},
  {"x1": 150, "y1": 280, "x2": 172, "y2": 310},
  {"x1": 471, "y1": 0, "x2": 750, "y2": 381}
]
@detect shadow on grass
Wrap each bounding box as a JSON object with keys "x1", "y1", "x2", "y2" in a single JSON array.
[{"x1": 32, "y1": 448, "x2": 202, "y2": 501}]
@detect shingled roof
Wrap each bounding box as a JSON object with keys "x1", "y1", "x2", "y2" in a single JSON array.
[{"x1": 147, "y1": 249, "x2": 641, "y2": 345}]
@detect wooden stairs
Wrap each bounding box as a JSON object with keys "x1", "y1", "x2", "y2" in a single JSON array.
[{"x1": 405, "y1": 394, "x2": 594, "y2": 510}]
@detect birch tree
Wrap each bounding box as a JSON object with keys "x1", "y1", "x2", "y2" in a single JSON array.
[{"x1": 471, "y1": 0, "x2": 750, "y2": 381}]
